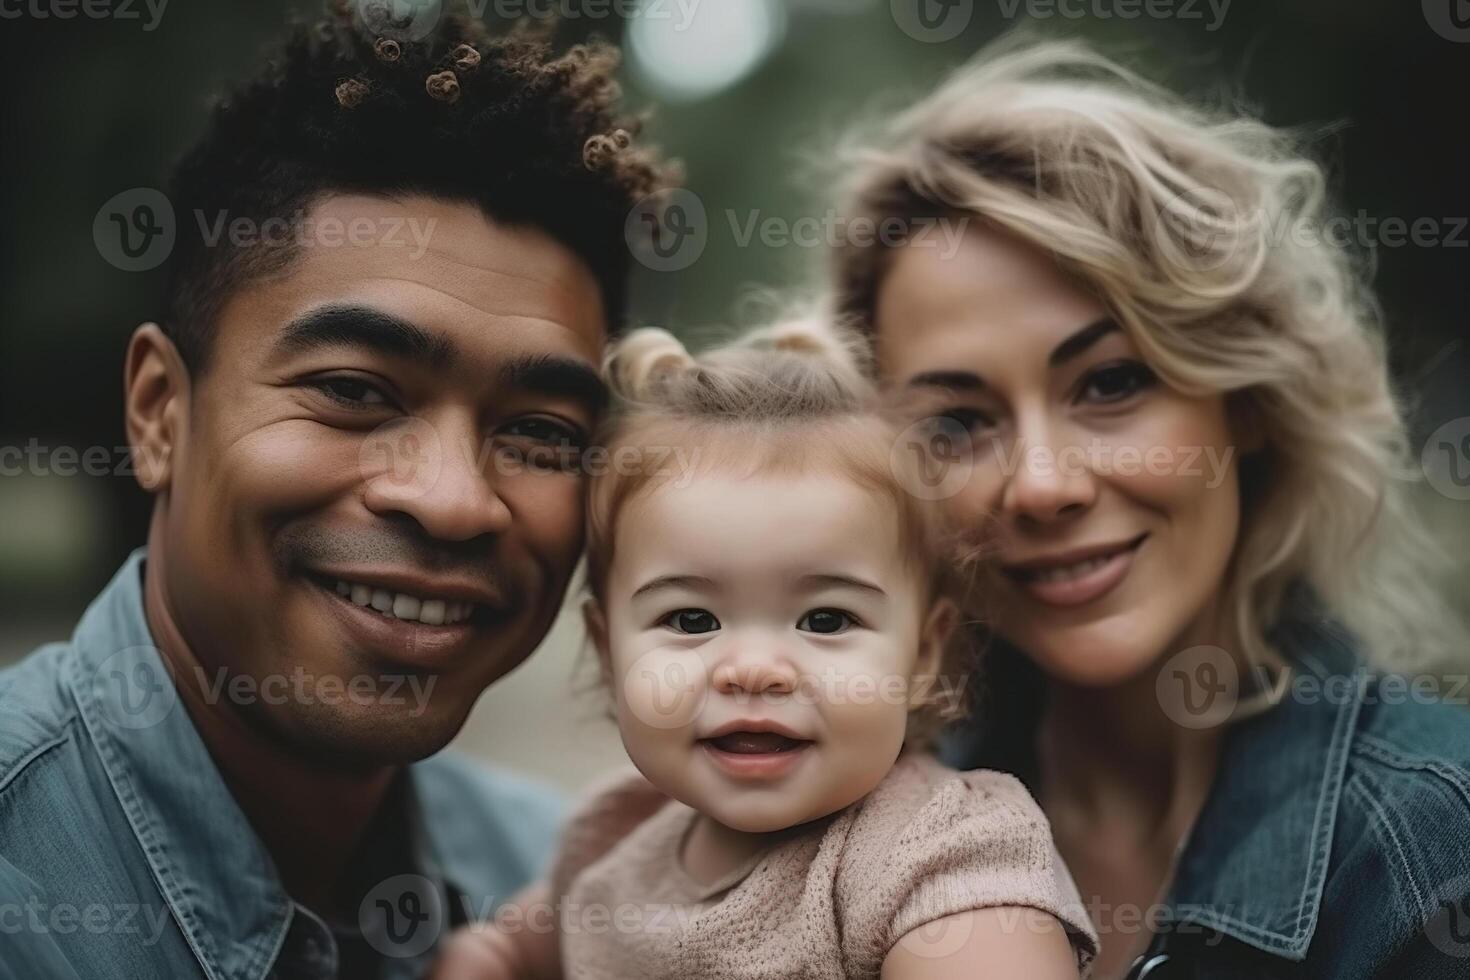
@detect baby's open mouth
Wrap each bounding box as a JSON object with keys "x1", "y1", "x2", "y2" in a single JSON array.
[{"x1": 701, "y1": 732, "x2": 811, "y2": 754}]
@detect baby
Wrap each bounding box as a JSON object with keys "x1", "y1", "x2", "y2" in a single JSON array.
[{"x1": 433, "y1": 320, "x2": 1098, "y2": 979}]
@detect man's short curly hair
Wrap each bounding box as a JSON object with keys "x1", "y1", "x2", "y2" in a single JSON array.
[{"x1": 164, "y1": 1, "x2": 674, "y2": 372}]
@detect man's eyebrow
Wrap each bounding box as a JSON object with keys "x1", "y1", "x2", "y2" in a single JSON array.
[
  {"x1": 272, "y1": 304, "x2": 454, "y2": 368},
  {"x1": 498, "y1": 351, "x2": 609, "y2": 420},
  {"x1": 798, "y1": 573, "x2": 888, "y2": 597},
  {"x1": 631, "y1": 574, "x2": 717, "y2": 600},
  {"x1": 903, "y1": 317, "x2": 1122, "y2": 392}
]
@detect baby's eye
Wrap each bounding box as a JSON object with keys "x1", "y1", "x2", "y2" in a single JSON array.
[
  {"x1": 661, "y1": 609, "x2": 720, "y2": 634},
  {"x1": 797, "y1": 608, "x2": 858, "y2": 635}
]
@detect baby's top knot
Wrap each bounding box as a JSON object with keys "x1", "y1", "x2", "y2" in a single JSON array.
[
  {"x1": 373, "y1": 37, "x2": 401, "y2": 63},
  {"x1": 425, "y1": 69, "x2": 461, "y2": 104},
  {"x1": 606, "y1": 327, "x2": 696, "y2": 401},
  {"x1": 335, "y1": 77, "x2": 371, "y2": 109},
  {"x1": 451, "y1": 43, "x2": 481, "y2": 71}
]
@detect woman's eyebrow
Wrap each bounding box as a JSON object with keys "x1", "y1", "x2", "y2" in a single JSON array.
[{"x1": 903, "y1": 316, "x2": 1121, "y2": 391}]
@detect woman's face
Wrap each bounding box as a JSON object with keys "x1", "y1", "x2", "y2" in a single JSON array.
[{"x1": 874, "y1": 225, "x2": 1249, "y2": 687}]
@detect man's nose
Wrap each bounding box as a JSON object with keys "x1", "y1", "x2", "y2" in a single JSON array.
[{"x1": 360, "y1": 413, "x2": 512, "y2": 542}]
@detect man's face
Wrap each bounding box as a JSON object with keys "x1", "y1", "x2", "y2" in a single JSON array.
[{"x1": 154, "y1": 193, "x2": 606, "y2": 766}]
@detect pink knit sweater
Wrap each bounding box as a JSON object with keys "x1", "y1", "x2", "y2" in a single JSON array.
[{"x1": 547, "y1": 751, "x2": 1098, "y2": 978}]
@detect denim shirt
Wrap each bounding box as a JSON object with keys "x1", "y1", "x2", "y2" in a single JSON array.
[
  {"x1": 0, "y1": 550, "x2": 566, "y2": 980},
  {"x1": 942, "y1": 595, "x2": 1470, "y2": 979}
]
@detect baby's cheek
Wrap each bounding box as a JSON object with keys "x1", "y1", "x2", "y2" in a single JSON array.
[{"x1": 615, "y1": 645, "x2": 710, "y2": 735}]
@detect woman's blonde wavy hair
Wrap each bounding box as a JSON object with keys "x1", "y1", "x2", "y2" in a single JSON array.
[
  {"x1": 827, "y1": 36, "x2": 1462, "y2": 675},
  {"x1": 581, "y1": 319, "x2": 978, "y2": 745}
]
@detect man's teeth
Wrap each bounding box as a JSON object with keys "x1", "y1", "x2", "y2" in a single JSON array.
[
  {"x1": 332, "y1": 580, "x2": 473, "y2": 625},
  {"x1": 1022, "y1": 552, "x2": 1118, "y2": 583}
]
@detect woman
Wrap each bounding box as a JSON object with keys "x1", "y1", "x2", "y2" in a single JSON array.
[{"x1": 826, "y1": 38, "x2": 1470, "y2": 979}]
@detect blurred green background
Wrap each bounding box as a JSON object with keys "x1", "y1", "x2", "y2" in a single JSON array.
[{"x1": 2, "y1": 0, "x2": 1467, "y2": 657}]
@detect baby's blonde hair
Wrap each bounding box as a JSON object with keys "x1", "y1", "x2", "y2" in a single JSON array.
[
  {"x1": 828, "y1": 36, "x2": 1463, "y2": 674},
  {"x1": 583, "y1": 317, "x2": 974, "y2": 744}
]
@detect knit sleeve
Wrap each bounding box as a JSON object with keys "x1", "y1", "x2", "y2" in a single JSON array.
[
  {"x1": 545, "y1": 766, "x2": 671, "y2": 905},
  {"x1": 835, "y1": 762, "x2": 1098, "y2": 977}
]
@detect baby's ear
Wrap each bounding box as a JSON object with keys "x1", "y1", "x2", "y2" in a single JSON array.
[{"x1": 912, "y1": 596, "x2": 959, "y2": 704}]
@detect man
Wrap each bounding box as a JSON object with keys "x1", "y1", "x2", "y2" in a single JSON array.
[{"x1": 0, "y1": 5, "x2": 670, "y2": 977}]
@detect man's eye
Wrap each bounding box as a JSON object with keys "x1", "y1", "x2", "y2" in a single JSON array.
[
  {"x1": 797, "y1": 608, "x2": 858, "y2": 635},
  {"x1": 310, "y1": 376, "x2": 391, "y2": 408},
  {"x1": 661, "y1": 609, "x2": 720, "y2": 634},
  {"x1": 1079, "y1": 361, "x2": 1157, "y2": 404}
]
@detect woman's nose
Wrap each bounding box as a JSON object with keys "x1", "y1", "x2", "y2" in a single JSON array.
[{"x1": 999, "y1": 418, "x2": 1097, "y2": 524}]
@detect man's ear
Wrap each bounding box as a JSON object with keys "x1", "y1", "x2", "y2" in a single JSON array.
[
  {"x1": 124, "y1": 323, "x2": 190, "y2": 493},
  {"x1": 912, "y1": 595, "x2": 959, "y2": 706},
  {"x1": 582, "y1": 597, "x2": 612, "y2": 683}
]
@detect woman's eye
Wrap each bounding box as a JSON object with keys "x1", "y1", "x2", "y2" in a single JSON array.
[
  {"x1": 797, "y1": 608, "x2": 858, "y2": 635},
  {"x1": 310, "y1": 376, "x2": 392, "y2": 408},
  {"x1": 1080, "y1": 361, "x2": 1157, "y2": 404},
  {"x1": 661, "y1": 609, "x2": 720, "y2": 634}
]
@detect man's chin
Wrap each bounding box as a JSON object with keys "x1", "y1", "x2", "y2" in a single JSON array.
[{"x1": 243, "y1": 696, "x2": 469, "y2": 771}]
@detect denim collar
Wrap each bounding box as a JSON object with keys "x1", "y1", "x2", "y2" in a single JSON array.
[
  {"x1": 1164, "y1": 595, "x2": 1367, "y2": 961},
  {"x1": 62, "y1": 548, "x2": 468, "y2": 980}
]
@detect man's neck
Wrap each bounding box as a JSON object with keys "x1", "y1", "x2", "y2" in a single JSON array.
[{"x1": 141, "y1": 518, "x2": 397, "y2": 914}]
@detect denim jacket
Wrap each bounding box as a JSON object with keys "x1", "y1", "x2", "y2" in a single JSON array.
[
  {"x1": 943, "y1": 594, "x2": 1470, "y2": 979},
  {"x1": 0, "y1": 550, "x2": 566, "y2": 980}
]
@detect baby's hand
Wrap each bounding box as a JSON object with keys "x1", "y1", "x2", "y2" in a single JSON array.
[{"x1": 428, "y1": 925, "x2": 526, "y2": 980}]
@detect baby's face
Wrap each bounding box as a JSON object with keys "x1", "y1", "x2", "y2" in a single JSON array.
[{"x1": 594, "y1": 470, "x2": 952, "y2": 833}]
